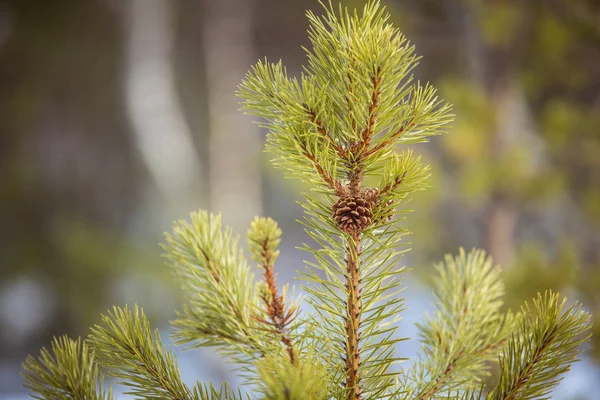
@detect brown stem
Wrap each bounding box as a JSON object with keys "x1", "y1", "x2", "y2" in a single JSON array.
[
  {"x1": 258, "y1": 240, "x2": 296, "y2": 364},
  {"x1": 345, "y1": 233, "x2": 362, "y2": 400},
  {"x1": 379, "y1": 171, "x2": 408, "y2": 196},
  {"x1": 360, "y1": 73, "x2": 381, "y2": 148},
  {"x1": 300, "y1": 143, "x2": 345, "y2": 196},
  {"x1": 347, "y1": 72, "x2": 381, "y2": 160},
  {"x1": 264, "y1": 93, "x2": 344, "y2": 195},
  {"x1": 340, "y1": 162, "x2": 364, "y2": 400},
  {"x1": 305, "y1": 105, "x2": 348, "y2": 160},
  {"x1": 359, "y1": 121, "x2": 415, "y2": 162}
]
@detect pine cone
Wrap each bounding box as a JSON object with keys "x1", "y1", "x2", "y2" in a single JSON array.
[
  {"x1": 377, "y1": 198, "x2": 395, "y2": 223},
  {"x1": 363, "y1": 187, "x2": 395, "y2": 225},
  {"x1": 363, "y1": 188, "x2": 379, "y2": 204},
  {"x1": 332, "y1": 195, "x2": 373, "y2": 235}
]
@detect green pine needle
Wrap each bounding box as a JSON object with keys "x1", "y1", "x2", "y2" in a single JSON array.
[
  {"x1": 22, "y1": 336, "x2": 112, "y2": 400},
  {"x1": 162, "y1": 210, "x2": 267, "y2": 361},
  {"x1": 488, "y1": 291, "x2": 592, "y2": 400},
  {"x1": 88, "y1": 305, "x2": 197, "y2": 399}
]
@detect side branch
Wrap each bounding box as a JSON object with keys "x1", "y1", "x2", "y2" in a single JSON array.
[
  {"x1": 300, "y1": 143, "x2": 345, "y2": 195},
  {"x1": 305, "y1": 105, "x2": 349, "y2": 160},
  {"x1": 256, "y1": 240, "x2": 296, "y2": 364},
  {"x1": 380, "y1": 171, "x2": 408, "y2": 197},
  {"x1": 359, "y1": 121, "x2": 415, "y2": 162},
  {"x1": 121, "y1": 342, "x2": 193, "y2": 400},
  {"x1": 501, "y1": 327, "x2": 558, "y2": 400},
  {"x1": 414, "y1": 339, "x2": 505, "y2": 400},
  {"x1": 360, "y1": 72, "x2": 381, "y2": 148},
  {"x1": 348, "y1": 72, "x2": 381, "y2": 160}
]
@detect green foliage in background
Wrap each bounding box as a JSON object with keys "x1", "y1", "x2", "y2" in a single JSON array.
[
  {"x1": 440, "y1": 0, "x2": 600, "y2": 362},
  {"x1": 398, "y1": 0, "x2": 600, "y2": 364},
  {"x1": 23, "y1": 1, "x2": 592, "y2": 399}
]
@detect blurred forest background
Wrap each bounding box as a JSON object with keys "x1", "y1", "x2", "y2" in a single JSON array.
[{"x1": 1, "y1": 0, "x2": 599, "y2": 398}]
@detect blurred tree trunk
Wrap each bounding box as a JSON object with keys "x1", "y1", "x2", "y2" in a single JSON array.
[
  {"x1": 124, "y1": 0, "x2": 204, "y2": 216},
  {"x1": 485, "y1": 84, "x2": 518, "y2": 266},
  {"x1": 461, "y1": 3, "x2": 529, "y2": 266},
  {"x1": 203, "y1": 0, "x2": 262, "y2": 233}
]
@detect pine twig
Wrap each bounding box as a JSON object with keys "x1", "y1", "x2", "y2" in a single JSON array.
[
  {"x1": 299, "y1": 142, "x2": 345, "y2": 196},
  {"x1": 248, "y1": 217, "x2": 297, "y2": 365},
  {"x1": 379, "y1": 171, "x2": 408, "y2": 196},
  {"x1": 359, "y1": 121, "x2": 415, "y2": 162},
  {"x1": 305, "y1": 104, "x2": 349, "y2": 160},
  {"x1": 500, "y1": 326, "x2": 559, "y2": 400},
  {"x1": 257, "y1": 239, "x2": 296, "y2": 365},
  {"x1": 415, "y1": 340, "x2": 505, "y2": 400},
  {"x1": 360, "y1": 72, "x2": 382, "y2": 148}
]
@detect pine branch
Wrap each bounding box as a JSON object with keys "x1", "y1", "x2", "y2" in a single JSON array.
[
  {"x1": 88, "y1": 305, "x2": 248, "y2": 400},
  {"x1": 487, "y1": 291, "x2": 591, "y2": 400},
  {"x1": 359, "y1": 121, "x2": 414, "y2": 162},
  {"x1": 23, "y1": 2, "x2": 593, "y2": 400},
  {"x1": 248, "y1": 217, "x2": 297, "y2": 364},
  {"x1": 88, "y1": 305, "x2": 196, "y2": 400},
  {"x1": 305, "y1": 104, "x2": 349, "y2": 161},
  {"x1": 22, "y1": 336, "x2": 112, "y2": 400},
  {"x1": 162, "y1": 211, "x2": 267, "y2": 362},
  {"x1": 300, "y1": 140, "x2": 345, "y2": 195},
  {"x1": 362, "y1": 71, "x2": 382, "y2": 146},
  {"x1": 404, "y1": 249, "x2": 515, "y2": 399},
  {"x1": 238, "y1": 60, "x2": 343, "y2": 195},
  {"x1": 239, "y1": 2, "x2": 452, "y2": 398}
]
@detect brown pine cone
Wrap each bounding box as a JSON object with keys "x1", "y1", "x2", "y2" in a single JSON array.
[
  {"x1": 363, "y1": 188, "x2": 379, "y2": 205},
  {"x1": 363, "y1": 187, "x2": 395, "y2": 225},
  {"x1": 377, "y1": 198, "x2": 396, "y2": 223},
  {"x1": 332, "y1": 195, "x2": 373, "y2": 235}
]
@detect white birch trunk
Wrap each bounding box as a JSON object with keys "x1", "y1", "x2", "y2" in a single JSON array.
[
  {"x1": 203, "y1": 0, "x2": 262, "y2": 233},
  {"x1": 123, "y1": 0, "x2": 204, "y2": 213}
]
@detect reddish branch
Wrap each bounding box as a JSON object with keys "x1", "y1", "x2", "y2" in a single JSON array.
[
  {"x1": 359, "y1": 121, "x2": 415, "y2": 162},
  {"x1": 331, "y1": 65, "x2": 416, "y2": 400},
  {"x1": 305, "y1": 105, "x2": 349, "y2": 160},
  {"x1": 295, "y1": 105, "x2": 347, "y2": 195},
  {"x1": 256, "y1": 239, "x2": 296, "y2": 364},
  {"x1": 300, "y1": 143, "x2": 345, "y2": 196},
  {"x1": 379, "y1": 171, "x2": 408, "y2": 196},
  {"x1": 360, "y1": 73, "x2": 381, "y2": 148},
  {"x1": 340, "y1": 165, "x2": 363, "y2": 400},
  {"x1": 344, "y1": 233, "x2": 362, "y2": 400}
]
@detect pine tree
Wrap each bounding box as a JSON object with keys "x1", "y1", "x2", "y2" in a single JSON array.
[{"x1": 22, "y1": 1, "x2": 591, "y2": 399}]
